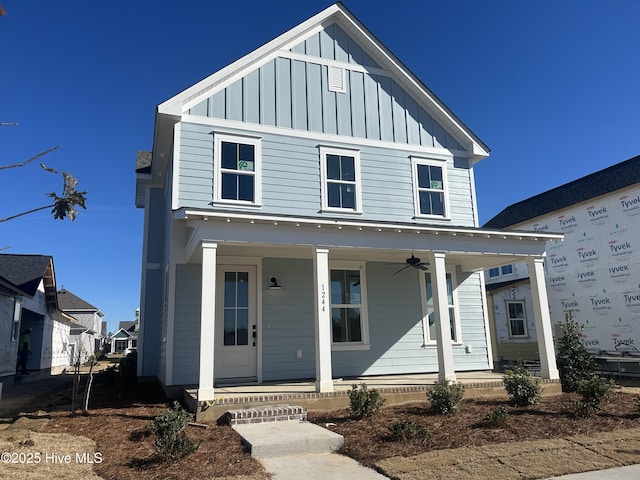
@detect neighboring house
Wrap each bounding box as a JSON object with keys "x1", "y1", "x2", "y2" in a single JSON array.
[
  {"x1": 57, "y1": 288, "x2": 104, "y2": 364},
  {"x1": 484, "y1": 155, "x2": 640, "y2": 357},
  {"x1": 135, "y1": 3, "x2": 561, "y2": 402},
  {"x1": 108, "y1": 319, "x2": 139, "y2": 354},
  {"x1": 0, "y1": 254, "x2": 73, "y2": 376}
]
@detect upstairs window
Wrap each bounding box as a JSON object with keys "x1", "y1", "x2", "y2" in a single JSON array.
[
  {"x1": 320, "y1": 146, "x2": 362, "y2": 213},
  {"x1": 411, "y1": 157, "x2": 449, "y2": 218},
  {"x1": 501, "y1": 264, "x2": 513, "y2": 275},
  {"x1": 214, "y1": 133, "x2": 261, "y2": 205},
  {"x1": 488, "y1": 267, "x2": 500, "y2": 278}
]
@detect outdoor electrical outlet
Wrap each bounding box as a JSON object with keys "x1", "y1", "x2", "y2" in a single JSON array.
[{"x1": 296, "y1": 349, "x2": 303, "y2": 359}]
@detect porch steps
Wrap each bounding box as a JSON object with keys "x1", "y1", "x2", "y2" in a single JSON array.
[
  {"x1": 219, "y1": 404, "x2": 307, "y2": 426},
  {"x1": 222, "y1": 405, "x2": 344, "y2": 458}
]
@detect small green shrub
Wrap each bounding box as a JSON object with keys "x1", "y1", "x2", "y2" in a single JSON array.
[
  {"x1": 572, "y1": 376, "x2": 615, "y2": 417},
  {"x1": 348, "y1": 383, "x2": 386, "y2": 418},
  {"x1": 483, "y1": 405, "x2": 509, "y2": 426},
  {"x1": 149, "y1": 401, "x2": 197, "y2": 462},
  {"x1": 428, "y1": 379, "x2": 464, "y2": 414},
  {"x1": 556, "y1": 312, "x2": 597, "y2": 392},
  {"x1": 388, "y1": 420, "x2": 430, "y2": 443},
  {"x1": 503, "y1": 365, "x2": 542, "y2": 407}
]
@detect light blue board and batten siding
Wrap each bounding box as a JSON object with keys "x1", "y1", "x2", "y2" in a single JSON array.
[
  {"x1": 188, "y1": 23, "x2": 462, "y2": 152},
  {"x1": 178, "y1": 123, "x2": 476, "y2": 226}
]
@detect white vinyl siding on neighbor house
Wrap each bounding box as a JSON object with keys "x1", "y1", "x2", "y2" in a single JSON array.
[
  {"x1": 213, "y1": 133, "x2": 262, "y2": 206},
  {"x1": 320, "y1": 146, "x2": 362, "y2": 213}
]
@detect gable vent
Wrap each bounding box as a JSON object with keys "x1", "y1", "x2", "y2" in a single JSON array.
[{"x1": 328, "y1": 66, "x2": 346, "y2": 93}]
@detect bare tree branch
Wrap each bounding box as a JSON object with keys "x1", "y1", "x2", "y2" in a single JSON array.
[{"x1": 0, "y1": 145, "x2": 62, "y2": 171}]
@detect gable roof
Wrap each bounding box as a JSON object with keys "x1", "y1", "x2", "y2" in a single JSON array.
[
  {"x1": 154, "y1": 2, "x2": 488, "y2": 165},
  {"x1": 0, "y1": 254, "x2": 57, "y2": 307},
  {"x1": 118, "y1": 320, "x2": 136, "y2": 332},
  {"x1": 57, "y1": 288, "x2": 101, "y2": 314},
  {"x1": 483, "y1": 155, "x2": 640, "y2": 229}
]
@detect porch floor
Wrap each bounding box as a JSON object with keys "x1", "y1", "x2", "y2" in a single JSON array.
[{"x1": 184, "y1": 371, "x2": 562, "y2": 422}]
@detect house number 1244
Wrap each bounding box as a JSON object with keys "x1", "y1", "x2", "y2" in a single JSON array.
[{"x1": 321, "y1": 284, "x2": 326, "y2": 312}]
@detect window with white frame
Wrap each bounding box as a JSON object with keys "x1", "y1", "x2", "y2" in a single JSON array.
[
  {"x1": 329, "y1": 262, "x2": 369, "y2": 348},
  {"x1": 320, "y1": 146, "x2": 362, "y2": 213},
  {"x1": 411, "y1": 157, "x2": 449, "y2": 218},
  {"x1": 214, "y1": 133, "x2": 261, "y2": 205},
  {"x1": 506, "y1": 300, "x2": 527, "y2": 338},
  {"x1": 488, "y1": 267, "x2": 500, "y2": 278},
  {"x1": 421, "y1": 271, "x2": 461, "y2": 344},
  {"x1": 501, "y1": 264, "x2": 513, "y2": 275}
]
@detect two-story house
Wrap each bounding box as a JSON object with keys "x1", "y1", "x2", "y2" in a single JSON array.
[
  {"x1": 135, "y1": 3, "x2": 561, "y2": 403},
  {"x1": 58, "y1": 288, "x2": 104, "y2": 364}
]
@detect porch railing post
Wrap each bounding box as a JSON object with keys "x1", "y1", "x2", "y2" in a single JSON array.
[{"x1": 430, "y1": 252, "x2": 456, "y2": 382}]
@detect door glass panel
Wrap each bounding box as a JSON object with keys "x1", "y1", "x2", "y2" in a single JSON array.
[{"x1": 222, "y1": 271, "x2": 251, "y2": 346}]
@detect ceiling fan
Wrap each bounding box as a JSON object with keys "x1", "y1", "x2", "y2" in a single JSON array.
[{"x1": 393, "y1": 254, "x2": 429, "y2": 275}]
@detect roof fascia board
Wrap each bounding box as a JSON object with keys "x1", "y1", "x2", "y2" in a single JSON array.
[{"x1": 176, "y1": 208, "x2": 563, "y2": 242}]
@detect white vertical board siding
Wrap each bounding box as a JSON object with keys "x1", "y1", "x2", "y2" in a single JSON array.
[
  {"x1": 177, "y1": 124, "x2": 475, "y2": 226},
  {"x1": 262, "y1": 258, "x2": 316, "y2": 381},
  {"x1": 187, "y1": 23, "x2": 463, "y2": 151},
  {"x1": 172, "y1": 264, "x2": 201, "y2": 385}
]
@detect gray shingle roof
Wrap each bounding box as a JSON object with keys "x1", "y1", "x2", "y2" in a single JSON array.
[
  {"x1": 483, "y1": 155, "x2": 640, "y2": 229},
  {"x1": 118, "y1": 320, "x2": 136, "y2": 332},
  {"x1": 0, "y1": 254, "x2": 53, "y2": 297},
  {"x1": 136, "y1": 150, "x2": 151, "y2": 174},
  {"x1": 57, "y1": 288, "x2": 99, "y2": 311}
]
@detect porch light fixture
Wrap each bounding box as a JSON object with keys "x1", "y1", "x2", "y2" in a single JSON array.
[{"x1": 269, "y1": 276, "x2": 282, "y2": 290}]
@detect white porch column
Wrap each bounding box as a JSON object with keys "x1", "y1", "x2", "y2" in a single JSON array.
[
  {"x1": 198, "y1": 241, "x2": 217, "y2": 402},
  {"x1": 313, "y1": 247, "x2": 333, "y2": 393},
  {"x1": 528, "y1": 256, "x2": 559, "y2": 380},
  {"x1": 430, "y1": 252, "x2": 456, "y2": 382}
]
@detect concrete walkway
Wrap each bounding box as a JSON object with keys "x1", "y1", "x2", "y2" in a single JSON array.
[
  {"x1": 545, "y1": 465, "x2": 640, "y2": 479},
  {"x1": 262, "y1": 452, "x2": 387, "y2": 480}
]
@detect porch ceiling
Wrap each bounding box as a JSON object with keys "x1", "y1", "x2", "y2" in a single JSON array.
[{"x1": 181, "y1": 210, "x2": 562, "y2": 272}]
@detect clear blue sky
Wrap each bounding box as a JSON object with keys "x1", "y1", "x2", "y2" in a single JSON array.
[{"x1": 1, "y1": 1, "x2": 638, "y2": 334}]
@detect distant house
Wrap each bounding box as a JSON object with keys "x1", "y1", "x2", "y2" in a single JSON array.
[
  {"x1": 135, "y1": 3, "x2": 561, "y2": 403},
  {"x1": 57, "y1": 288, "x2": 104, "y2": 364},
  {"x1": 108, "y1": 320, "x2": 139, "y2": 354},
  {"x1": 484, "y1": 155, "x2": 640, "y2": 359},
  {"x1": 0, "y1": 254, "x2": 73, "y2": 376}
]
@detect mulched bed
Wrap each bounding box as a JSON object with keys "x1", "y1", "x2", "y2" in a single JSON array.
[
  {"x1": 36, "y1": 369, "x2": 640, "y2": 479},
  {"x1": 309, "y1": 390, "x2": 640, "y2": 468},
  {"x1": 41, "y1": 373, "x2": 269, "y2": 480}
]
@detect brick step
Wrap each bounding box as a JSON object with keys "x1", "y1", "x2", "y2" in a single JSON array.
[{"x1": 219, "y1": 405, "x2": 307, "y2": 426}]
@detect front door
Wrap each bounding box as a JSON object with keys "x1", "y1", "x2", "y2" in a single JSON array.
[{"x1": 215, "y1": 266, "x2": 258, "y2": 380}]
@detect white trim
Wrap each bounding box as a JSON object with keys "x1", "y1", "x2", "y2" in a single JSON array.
[
  {"x1": 171, "y1": 123, "x2": 181, "y2": 211},
  {"x1": 411, "y1": 156, "x2": 451, "y2": 220},
  {"x1": 469, "y1": 165, "x2": 480, "y2": 227},
  {"x1": 279, "y1": 49, "x2": 393, "y2": 78},
  {"x1": 213, "y1": 132, "x2": 262, "y2": 206},
  {"x1": 183, "y1": 114, "x2": 472, "y2": 159},
  {"x1": 165, "y1": 260, "x2": 176, "y2": 386},
  {"x1": 328, "y1": 260, "x2": 370, "y2": 350},
  {"x1": 314, "y1": 247, "x2": 334, "y2": 392},
  {"x1": 198, "y1": 242, "x2": 217, "y2": 401},
  {"x1": 178, "y1": 208, "x2": 564, "y2": 242},
  {"x1": 319, "y1": 146, "x2": 363, "y2": 214}
]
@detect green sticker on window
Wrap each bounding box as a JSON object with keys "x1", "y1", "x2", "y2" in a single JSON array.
[{"x1": 430, "y1": 180, "x2": 442, "y2": 189}]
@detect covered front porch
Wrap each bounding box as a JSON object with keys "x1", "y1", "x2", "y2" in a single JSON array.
[
  {"x1": 184, "y1": 370, "x2": 562, "y2": 421},
  {"x1": 171, "y1": 210, "x2": 563, "y2": 408}
]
